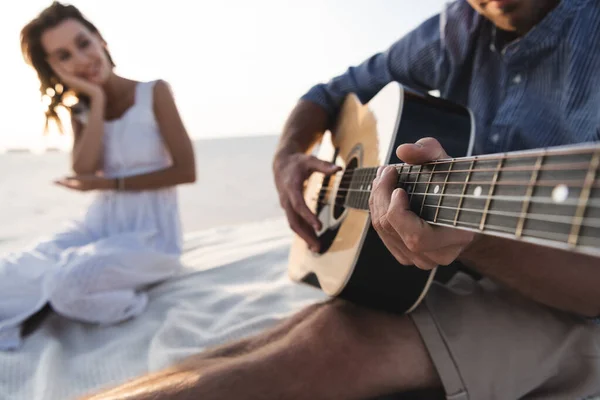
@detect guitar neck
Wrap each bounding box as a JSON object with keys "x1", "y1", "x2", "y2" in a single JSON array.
[{"x1": 341, "y1": 144, "x2": 600, "y2": 257}]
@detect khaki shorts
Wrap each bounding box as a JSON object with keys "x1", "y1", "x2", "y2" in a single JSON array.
[{"x1": 410, "y1": 272, "x2": 600, "y2": 400}]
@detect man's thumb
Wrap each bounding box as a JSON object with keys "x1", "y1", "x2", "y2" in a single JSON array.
[
  {"x1": 395, "y1": 137, "x2": 449, "y2": 164},
  {"x1": 309, "y1": 156, "x2": 341, "y2": 174}
]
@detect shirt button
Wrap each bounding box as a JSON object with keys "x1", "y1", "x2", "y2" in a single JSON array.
[
  {"x1": 512, "y1": 74, "x2": 522, "y2": 84},
  {"x1": 490, "y1": 133, "x2": 500, "y2": 144}
]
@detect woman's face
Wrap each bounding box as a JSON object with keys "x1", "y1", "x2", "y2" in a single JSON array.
[{"x1": 41, "y1": 18, "x2": 112, "y2": 85}]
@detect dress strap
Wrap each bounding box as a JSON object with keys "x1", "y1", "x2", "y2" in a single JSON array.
[{"x1": 135, "y1": 80, "x2": 159, "y2": 113}]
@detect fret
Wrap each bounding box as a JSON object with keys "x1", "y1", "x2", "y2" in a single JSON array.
[
  {"x1": 432, "y1": 160, "x2": 469, "y2": 225},
  {"x1": 363, "y1": 167, "x2": 376, "y2": 210},
  {"x1": 364, "y1": 168, "x2": 371, "y2": 210},
  {"x1": 511, "y1": 150, "x2": 592, "y2": 245},
  {"x1": 365, "y1": 168, "x2": 372, "y2": 209},
  {"x1": 409, "y1": 165, "x2": 424, "y2": 211},
  {"x1": 454, "y1": 160, "x2": 475, "y2": 226},
  {"x1": 396, "y1": 164, "x2": 405, "y2": 190},
  {"x1": 434, "y1": 160, "x2": 454, "y2": 223},
  {"x1": 419, "y1": 163, "x2": 436, "y2": 216},
  {"x1": 411, "y1": 165, "x2": 428, "y2": 214},
  {"x1": 479, "y1": 158, "x2": 504, "y2": 230},
  {"x1": 397, "y1": 164, "x2": 407, "y2": 193},
  {"x1": 406, "y1": 165, "x2": 415, "y2": 202},
  {"x1": 350, "y1": 169, "x2": 358, "y2": 209},
  {"x1": 359, "y1": 168, "x2": 366, "y2": 210},
  {"x1": 568, "y1": 150, "x2": 600, "y2": 246},
  {"x1": 579, "y1": 183, "x2": 600, "y2": 250},
  {"x1": 356, "y1": 171, "x2": 361, "y2": 207},
  {"x1": 354, "y1": 168, "x2": 360, "y2": 209},
  {"x1": 515, "y1": 154, "x2": 544, "y2": 238},
  {"x1": 369, "y1": 167, "x2": 377, "y2": 206},
  {"x1": 345, "y1": 173, "x2": 351, "y2": 209}
]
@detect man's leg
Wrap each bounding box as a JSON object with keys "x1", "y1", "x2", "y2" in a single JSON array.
[
  {"x1": 179, "y1": 301, "x2": 325, "y2": 362},
  {"x1": 186, "y1": 300, "x2": 441, "y2": 400},
  {"x1": 81, "y1": 302, "x2": 327, "y2": 399},
  {"x1": 83, "y1": 299, "x2": 441, "y2": 400}
]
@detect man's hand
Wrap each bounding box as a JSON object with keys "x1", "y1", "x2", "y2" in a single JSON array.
[
  {"x1": 369, "y1": 137, "x2": 477, "y2": 270},
  {"x1": 274, "y1": 152, "x2": 340, "y2": 252}
]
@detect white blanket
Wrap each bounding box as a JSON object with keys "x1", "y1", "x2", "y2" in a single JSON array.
[{"x1": 0, "y1": 218, "x2": 327, "y2": 400}]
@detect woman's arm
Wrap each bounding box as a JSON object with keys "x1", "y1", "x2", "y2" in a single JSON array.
[
  {"x1": 116, "y1": 80, "x2": 196, "y2": 189},
  {"x1": 71, "y1": 90, "x2": 106, "y2": 175},
  {"x1": 56, "y1": 80, "x2": 196, "y2": 192},
  {"x1": 99, "y1": 80, "x2": 196, "y2": 190}
]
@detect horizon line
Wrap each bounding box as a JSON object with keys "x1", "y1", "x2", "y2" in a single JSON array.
[{"x1": 0, "y1": 132, "x2": 281, "y2": 154}]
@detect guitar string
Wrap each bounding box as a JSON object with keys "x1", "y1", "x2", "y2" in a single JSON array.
[
  {"x1": 310, "y1": 198, "x2": 600, "y2": 239},
  {"x1": 316, "y1": 189, "x2": 600, "y2": 209},
  {"x1": 321, "y1": 163, "x2": 599, "y2": 187}
]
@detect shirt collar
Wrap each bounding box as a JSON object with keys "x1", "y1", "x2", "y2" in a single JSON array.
[{"x1": 490, "y1": 0, "x2": 586, "y2": 59}]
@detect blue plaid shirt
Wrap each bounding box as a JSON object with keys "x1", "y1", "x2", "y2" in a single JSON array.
[
  {"x1": 301, "y1": 0, "x2": 600, "y2": 156},
  {"x1": 301, "y1": 0, "x2": 600, "y2": 321}
]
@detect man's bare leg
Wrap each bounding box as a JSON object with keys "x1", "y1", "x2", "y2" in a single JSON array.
[
  {"x1": 178, "y1": 301, "x2": 326, "y2": 363},
  {"x1": 80, "y1": 302, "x2": 327, "y2": 399},
  {"x1": 82, "y1": 300, "x2": 441, "y2": 400}
]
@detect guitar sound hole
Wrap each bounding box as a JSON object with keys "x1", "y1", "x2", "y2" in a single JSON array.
[{"x1": 316, "y1": 157, "x2": 358, "y2": 255}]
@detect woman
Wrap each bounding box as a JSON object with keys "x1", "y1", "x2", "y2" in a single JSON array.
[{"x1": 0, "y1": 1, "x2": 196, "y2": 350}]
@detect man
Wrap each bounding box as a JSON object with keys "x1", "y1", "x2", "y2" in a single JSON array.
[{"x1": 84, "y1": 0, "x2": 600, "y2": 398}]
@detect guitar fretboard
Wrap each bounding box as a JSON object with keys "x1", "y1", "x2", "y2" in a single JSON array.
[{"x1": 337, "y1": 145, "x2": 600, "y2": 256}]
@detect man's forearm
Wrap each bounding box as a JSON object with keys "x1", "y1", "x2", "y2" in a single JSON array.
[
  {"x1": 459, "y1": 235, "x2": 600, "y2": 317},
  {"x1": 274, "y1": 100, "x2": 329, "y2": 162}
]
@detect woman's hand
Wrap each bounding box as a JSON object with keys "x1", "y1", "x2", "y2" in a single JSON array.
[
  {"x1": 49, "y1": 61, "x2": 103, "y2": 98},
  {"x1": 54, "y1": 175, "x2": 115, "y2": 192}
]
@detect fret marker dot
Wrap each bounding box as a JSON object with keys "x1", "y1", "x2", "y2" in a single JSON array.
[
  {"x1": 360, "y1": 185, "x2": 364, "y2": 190},
  {"x1": 552, "y1": 184, "x2": 569, "y2": 203},
  {"x1": 473, "y1": 186, "x2": 483, "y2": 197},
  {"x1": 367, "y1": 184, "x2": 371, "y2": 190},
  {"x1": 434, "y1": 185, "x2": 440, "y2": 194}
]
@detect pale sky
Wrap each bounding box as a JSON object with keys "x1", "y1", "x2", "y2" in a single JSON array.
[{"x1": 0, "y1": 0, "x2": 448, "y2": 150}]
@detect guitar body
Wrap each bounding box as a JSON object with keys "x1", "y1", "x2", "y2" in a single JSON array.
[{"x1": 288, "y1": 82, "x2": 474, "y2": 314}]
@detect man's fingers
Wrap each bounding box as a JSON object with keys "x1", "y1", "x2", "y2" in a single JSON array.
[
  {"x1": 395, "y1": 137, "x2": 449, "y2": 164},
  {"x1": 386, "y1": 189, "x2": 474, "y2": 252},
  {"x1": 370, "y1": 166, "x2": 397, "y2": 220},
  {"x1": 283, "y1": 204, "x2": 320, "y2": 252},
  {"x1": 424, "y1": 244, "x2": 467, "y2": 266},
  {"x1": 373, "y1": 214, "x2": 439, "y2": 269},
  {"x1": 411, "y1": 256, "x2": 438, "y2": 271},
  {"x1": 306, "y1": 156, "x2": 341, "y2": 175},
  {"x1": 287, "y1": 184, "x2": 321, "y2": 231}
]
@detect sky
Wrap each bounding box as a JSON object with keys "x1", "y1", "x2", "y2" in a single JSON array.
[{"x1": 0, "y1": 0, "x2": 448, "y2": 150}]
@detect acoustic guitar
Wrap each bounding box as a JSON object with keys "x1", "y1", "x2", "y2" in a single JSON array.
[{"x1": 287, "y1": 82, "x2": 600, "y2": 314}]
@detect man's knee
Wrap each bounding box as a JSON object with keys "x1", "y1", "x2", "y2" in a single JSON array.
[
  {"x1": 293, "y1": 299, "x2": 414, "y2": 361},
  {"x1": 283, "y1": 299, "x2": 434, "y2": 394}
]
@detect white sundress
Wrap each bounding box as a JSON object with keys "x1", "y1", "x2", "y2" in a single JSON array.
[{"x1": 0, "y1": 80, "x2": 184, "y2": 350}]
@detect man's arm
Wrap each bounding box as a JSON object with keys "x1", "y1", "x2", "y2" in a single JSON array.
[
  {"x1": 460, "y1": 235, "x2": 600, "y2": 318},
  {"x1": 275, "y1": 8, "x2": 450, "y2": 161},
  {"x1": 274, "y1": 2, "x2": 479, "y2": 249},
  {"x1": 300, "y1": 9, "x2": 457, "y2": 123}
]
